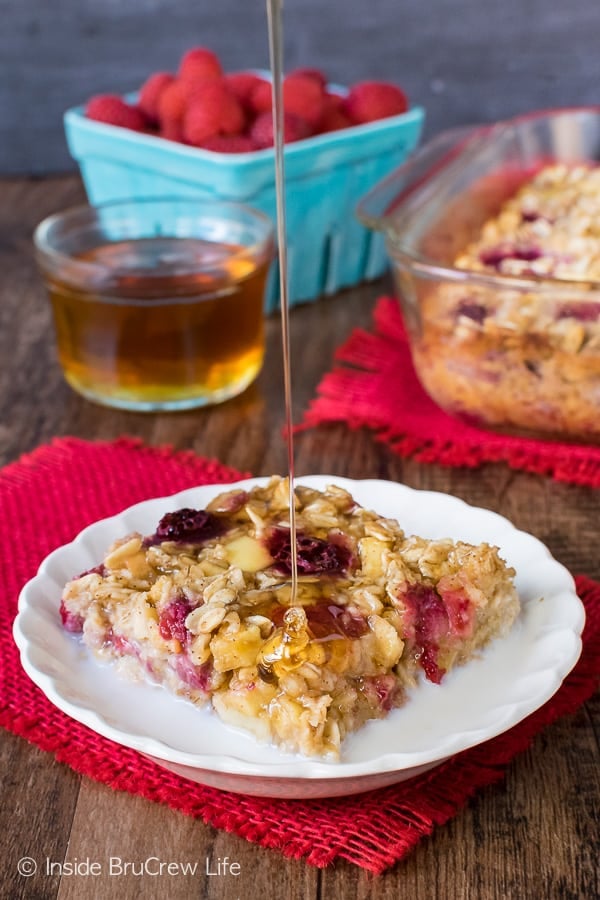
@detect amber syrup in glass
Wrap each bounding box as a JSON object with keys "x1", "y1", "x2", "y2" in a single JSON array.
[{"x1": 46, "y1": 237, "x2": 269, "y2": 410}]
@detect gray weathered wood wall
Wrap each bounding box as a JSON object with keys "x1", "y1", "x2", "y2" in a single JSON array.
[{"x1": 3, "y1": 0, "x2": 599, "y2": 174}]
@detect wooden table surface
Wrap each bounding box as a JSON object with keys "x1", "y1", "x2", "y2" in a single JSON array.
[{"x1": 2, "y1": 176, "x2": 598, "y2": 900}]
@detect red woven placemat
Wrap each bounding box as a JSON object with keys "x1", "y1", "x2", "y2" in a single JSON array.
[
  {"x1": 298, "y1": 296, "x2": 600, "y2": 487},
  {"x1": 2, "y1": 437, "x2": 599, "y2": 873}
]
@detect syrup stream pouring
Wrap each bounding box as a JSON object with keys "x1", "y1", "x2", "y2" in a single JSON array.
[{"x1": 266, "y1": 0, "x2": 298, "y2": 605}]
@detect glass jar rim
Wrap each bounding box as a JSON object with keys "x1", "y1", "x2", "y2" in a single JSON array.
[{"x1": 34, "y1": 196, "x2": 275, "y2": 284}]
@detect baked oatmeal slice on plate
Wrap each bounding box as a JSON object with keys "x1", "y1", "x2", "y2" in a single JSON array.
[{"x1": 60, "y1": 476, "x2": 519, "y2": 759}]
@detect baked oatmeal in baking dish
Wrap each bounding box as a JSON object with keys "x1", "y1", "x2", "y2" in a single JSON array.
[
  {"x1": 60, "y1": 477, "x2": 519, "y2": 759},
  {"x1": 413, "y1": 164, "x2": 600, "y2": 441}
]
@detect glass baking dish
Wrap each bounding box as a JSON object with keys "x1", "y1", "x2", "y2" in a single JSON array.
[{"x1": 357, "y1": 108, "x2": 600, "y2": 444}]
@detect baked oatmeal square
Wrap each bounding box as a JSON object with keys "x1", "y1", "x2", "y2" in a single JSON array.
[{"x1": 60, "y1": 477, "x2": 519, "y2": 758}]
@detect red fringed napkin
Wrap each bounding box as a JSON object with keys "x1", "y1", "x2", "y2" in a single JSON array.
[
  {"x1": 2, "y1": 438, "x2": 599, "y2": 873},
  {"x1": 298, "y1": 296, "x2": 600, "y2": 487}
]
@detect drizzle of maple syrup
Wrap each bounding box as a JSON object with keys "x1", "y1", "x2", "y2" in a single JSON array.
[
  {"x1": 255, "y1": 596, "x2": 369, "y2": 681},
  {"x1": 266, "y1": 0, "x2": 299, "y2": 604},
  {"x1": 263, "y1": 7, "x2": 370, "y2": 682}
]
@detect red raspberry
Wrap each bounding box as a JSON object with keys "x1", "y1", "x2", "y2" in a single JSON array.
[
  {"x1": 172, "y1": 656, "x2": 213, "y2": 691},
  {"x1": 183, "y1": 77, "x2": 223, "y2": 104},
  {"x1": 302, "y1": 603, "x2": 368, "y2": 640},
  {"x1": 158, "y1": 598, "x2": 192, "y2": 643},
  {"x1": 160, "y1": 119, "x2": 185, "y2": 143},
  {"x1": 138, "y1": 72, "x2": 174, "y2": 124},
  {"x1": 158, "y1": 77, "x2": 229, "y2": 131},
  {"x1": 249, "y1": 75, "x2": 324, "y2": 130},
  {"x1": 249, "y1": 79, "x2": 273, "y2": 114},
  {"x1": 59, "y1": 599, "x2": 84, "y2": 633},
  {"x1": 183, "y1": 82, "x2": 246, "y2": 145},
  {"x1": 157, "y1": 80, "x2": 188, "y2": 126},
  {"x1": 224, "y1": 71, "x2": 269, "y2": 108},
  {"x1": 153, "y1": 507, "x2": 224, "y2": 544},
  {"x1": 283, "y1": 74, "x2": 325, "y2": 128},
  {"x1": 317, "y1": 92, "x2": 352, "y2": 133},
  {"x1": 178, "y1": 47, "x2": 223, "y2": 82},
  {"x1": 287, "y1": 67, "x2": 328, "y2": 89},
  {"x1": 557, "y1": 301, "x2": 600, "y2": 322},
  {"x1": 200, "y1": 134, "x2": 256, "y2": 153},
  {"x1": 343, "y1": 81, "x2": 408, "y2": 125},
  {"x1": 266, "y1": 527, "x2": 353, "y2": 576},
  {"x1": 249, "y1": 110, "x2": 311, "y2": 149},
  {"x1": 183, "y1": 104, "x2": 223, "y2": 144},
  {"x1": 86, "y1": 95, "x2": 147, "y2": 131}
]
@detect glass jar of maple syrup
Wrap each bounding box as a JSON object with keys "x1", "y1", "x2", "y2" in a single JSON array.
[{"x1": 34, "y1": 198, "x2": 274, "y2": 410}]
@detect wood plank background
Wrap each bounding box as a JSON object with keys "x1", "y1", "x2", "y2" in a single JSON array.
[{"x1": 3, "y1": 0, "x2": 600, "y2": 174}]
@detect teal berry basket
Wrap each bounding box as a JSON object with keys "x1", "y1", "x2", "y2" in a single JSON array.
[{"x1": 64, "y1": 96, "x2": 424, "y2": 311}]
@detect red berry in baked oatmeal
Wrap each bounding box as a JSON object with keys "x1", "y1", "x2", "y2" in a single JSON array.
[
  {"x1": 362, "y1": 673, "x2": 401, "y2": 711},
  {"x1": 152, "y1": 508, "x2": 226, "y2": 544},
  {"x1": 158, "y1": 597, "x2": 193, "y2": 643},
  {"x1": 402, "y1": 584, "x2": 462, "y2": 684},
  {"x1": 266, "y1": 527, "x2": 353, "y2": 576},
  {"x1": 172, "y1": 656, "x2": 213, "y2": 692},
  {"x1": 456, "y1": 300, "x2": 489, "y2": 324},
  {"x1": 59, "y1": 599, "x2": 84, "y2": 633},
  {"x1": 270, "y1": 600, "x2": 368, "y2": 639},
  {"x1": 304, "y1": 602, "x2": 369, "y2": 639},
  {"x1": 557, "y1": 301, "x2": 600, "y2": 322},
  {"x1": 479, "y1": 244, "x2": 542, "y2": 269}
]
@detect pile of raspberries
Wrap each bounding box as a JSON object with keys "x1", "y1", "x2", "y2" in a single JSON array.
[{"x1": 85, "y1": 46, "x2": 409, "y2": 153}]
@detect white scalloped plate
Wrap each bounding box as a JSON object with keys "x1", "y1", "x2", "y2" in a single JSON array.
[{"x1": 14, "y1": 477, "x2": 585, "y2": 798}]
